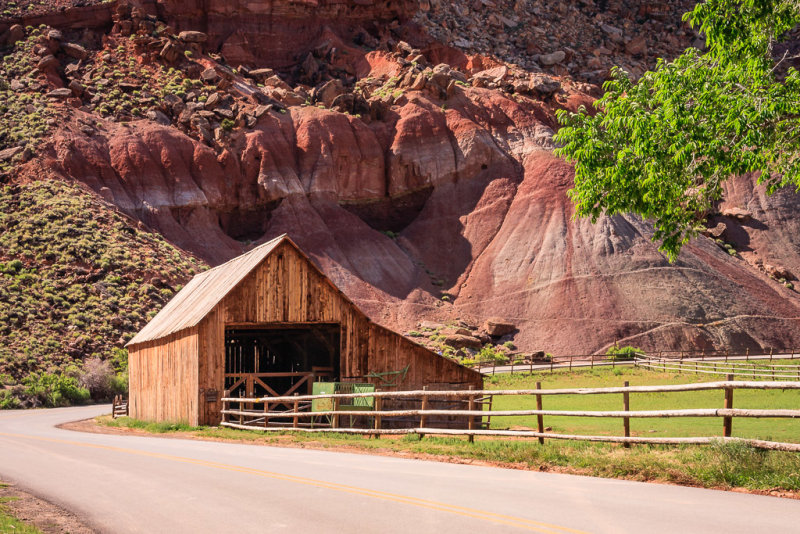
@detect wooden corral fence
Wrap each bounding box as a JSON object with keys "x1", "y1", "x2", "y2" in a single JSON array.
[
  {"x1": 636, "y1": 355, "x2": 800, "y2": 379},
  {"x1": 112, "y1": 395, "x2": 128, "y2": 419},
  {"x1": 220, "y1": 377, "x2": 800, "y2": 451},
  {"x1": 475, "y1": 347, "x2": 800, "y2": 375}
]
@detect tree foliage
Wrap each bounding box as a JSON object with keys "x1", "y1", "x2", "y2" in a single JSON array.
[{"x1": 554, "y1": 0, "x2": 800, "y2": 260}]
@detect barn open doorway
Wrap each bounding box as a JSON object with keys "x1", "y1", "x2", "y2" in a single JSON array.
[{"x1": 224, "y1": 324, "x2": 340, "y2": 400}]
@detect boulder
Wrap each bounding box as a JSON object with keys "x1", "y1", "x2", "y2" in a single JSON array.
[
  {"x1": 530, "y1": 76, "x2": 561, "y2": 96},
  {"x1": 443, "y1": 334, "x2": 483, "y2": 350},
  {"x1": 178, "y1": 31, "x2": 208, "y2": 43},
  {"x1": 702, "y1": 222, "x2": 727, "y2": 239},
  {"x1": 722, "y1": 207, "x2": 752, "y2": 220},
  {"x1": 37, "y1": 55, "x2": 60, "y2": 72},
  {"x1": 68, "y1": 79, "x2": 85, "y2": 96},
  {"x1": 3, "y1": 25, "x2": 25, "y2": 47},
  {"x1": 314, "y1": 79, "x2": 345, "y2": 108},
  {"x1": 539, "y1": 50, "x2": 566, "y2": 66},
  {"x1": 248, "y1": 68, "x2": 276, "y2": 81},
  {"x1": 146, "y1": 109, "x2": 172, "y2": 126},
  {"x1": 159, "y1": 42, "x2": 181, "y2": 63},
  {"x1": 0, "y1": 146, "x2": 24, "y2": 162},
  {"x1": 484, "y1": 318, "x2": 515, "y2": 337},
  {"x1": 62, "y1": 43, "x2": 88, "y2": 60},
  {"x1": 47, "y1": 88, "x2": 73, "y2": 99},
  {"x1": 263, "y1": 75, "x2": 292, "y2": 91},
  {"x1": 625, "y1": 35, "x2": 647, "y2": 56},
  {"x1": 201, "y1": 68, "x2": 220, "y2": 83}
]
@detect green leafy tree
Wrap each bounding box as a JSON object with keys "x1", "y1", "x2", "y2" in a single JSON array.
[{"x1": 555, "y1": 0, "x2": 800, "y2": 260}]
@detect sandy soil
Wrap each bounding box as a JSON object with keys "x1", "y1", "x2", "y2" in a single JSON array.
[{"x1": 0, "y1": 481, "x2": 95, "y2": 533}]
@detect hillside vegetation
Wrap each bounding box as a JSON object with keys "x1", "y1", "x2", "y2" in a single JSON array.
[{"x1": 0, "y1": 179, "x2": 204, "y2": 408}]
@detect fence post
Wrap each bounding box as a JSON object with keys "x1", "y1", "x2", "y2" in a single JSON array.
[
  {"x1": 550, "y1": 357, "x2": 554, "y2": 373},
  {"x1": 112, "y1": 395, "x2": 117, "y2": 419},
  {"x1": 746, "y1": 348, "x2": 750, "y2": 361},
  {"x1": 569, "y1": 356, "x2": 573, "y2": 371},
  {"x1": 293, "y1": 393, "x2": 299, "y2": 429},
  {"x1": 770, "y1": 347, "x2": 774, "y2": 362},
  {"x1": 374, "y1": 392, "x2": 382, "y2": 439},
  {"x1": 492, "y1": 359, "x2": 496, "y2": 376},
  {"x1": 535, "y1": 381, "x2": 545, "y2": 445},
  {"x1": 239, "y1": 390, "x2": 244, "y2": 426},
  {"x1": 419, "y1": 386, "x2": 429, "y2": 438},
  {"x1": 623, "y1": 381, "x2": 631, "y2": 448},
  {"x1": 264, "y1": 400, "x2": 269, "y2": 429},
  {"x1": 333, "y1": 395, "x2": 340, "y2": 429},
  {"x1": 468, "y1": 385, "x2": 475, "y2": 443},
  {"x1": 222, "y1": 390, "x2": 230, "y2": 425},
  {"x1": 725, "y1": 349, "x2": 729, "y2": 363},
  {"x1": 723, "y1": 374, "x2": 734, "y2": 438},
  {"x1": 530, "y1": 357, "x2": 533, "y2": 375},
  {"x1": 591, "y1": 355, "x2": 594, "y2": 369}
]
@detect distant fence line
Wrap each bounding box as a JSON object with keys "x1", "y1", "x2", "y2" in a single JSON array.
[
  {"x1": 220, "y1": 379, "x2": 800, "y2": 452},
  {"x1": 473, "y1": 348, "x2": 800, "y2": 375}
]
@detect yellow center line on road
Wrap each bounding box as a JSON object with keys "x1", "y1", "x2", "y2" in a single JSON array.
[{"x1": 0, "y1": 431, "x2": 588, "y2": 534}]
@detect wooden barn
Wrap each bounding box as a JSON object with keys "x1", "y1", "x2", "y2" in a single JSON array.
[{"x1": 126, "y1": 234, "x2": 483, "y2": 426}]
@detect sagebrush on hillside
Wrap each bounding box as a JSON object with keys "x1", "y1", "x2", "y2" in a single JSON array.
[{"x1": 0, "y1": 179, "x2": 205, "y2": 407}]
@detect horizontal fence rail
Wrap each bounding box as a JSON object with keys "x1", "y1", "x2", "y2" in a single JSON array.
[
  {"x1": 637, "y1": 358, "x2": 800, "y2": 379},
  {"x1": 220, "y1": 379, "x2": 800, "y2": 451},
  {"x1": 474, "y1": 348, "x2": 800, "y2": 375}
]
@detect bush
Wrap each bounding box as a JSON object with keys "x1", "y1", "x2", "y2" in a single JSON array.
[
  {"x1": 0, "y1": 389, "x2": 21, "y2": 409},
  {"x1": 605, "y1": 345, "x2": 644, "y2": 361},
  {"x1": 477, "y1": 345, "x2": 507, "y2": 365},
  {"x1": 22, "y1": 373, "x2": 90, "y2": 407},
  {"x1": 221, "y1": 118, "x2": 235, "y2": 131},
  {"x1": 80, "y1": 357, "x2": 115, "y2": 400}
]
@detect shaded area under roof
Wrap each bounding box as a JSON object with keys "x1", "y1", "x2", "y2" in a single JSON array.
[{"x1": 127, "y1": 234, "x2": 287, "y2": 346}]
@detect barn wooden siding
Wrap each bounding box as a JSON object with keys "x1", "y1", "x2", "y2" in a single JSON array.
[
  {"x1": 128, "y1": 328, "x2": 200, "y2": 425},
  {"x1": 195, "y1": 241, "x2": 481, "y2": 425},
  {"x1": 128, "y1": 235, "x2": 482, "y2": 426}
]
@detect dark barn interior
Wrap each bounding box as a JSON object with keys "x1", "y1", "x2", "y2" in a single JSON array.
[{"x1": 224, "y1": 324, "x2": 340, "y2": 398}]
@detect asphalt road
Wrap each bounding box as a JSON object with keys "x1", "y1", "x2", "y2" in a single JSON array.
[{"x1": 1, "y1": 406, "x2": 798, "y2": 533}]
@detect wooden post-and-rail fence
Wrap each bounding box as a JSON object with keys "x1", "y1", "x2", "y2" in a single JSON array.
[
  {"x1": 475, "y1": 347, "x2": 800, "y2": 375},
  {"x1": 219, "y1": 380, "x2": 800, "y2": 452},
  {"x1": 112, "y1": 395, "x2": 128, "y2": 419}
]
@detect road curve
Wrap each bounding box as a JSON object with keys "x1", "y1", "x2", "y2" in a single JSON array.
[{"x1": 0, "y1": 406, "x2": 798, "y2": 533}]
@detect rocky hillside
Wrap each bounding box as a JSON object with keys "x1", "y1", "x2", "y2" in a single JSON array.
[
  {"x1": 0, "y1": 178, "x2": 203, "y2": 393},
  {"x1": 1, "y1": 0, "x2": 799, "y2": 375}
]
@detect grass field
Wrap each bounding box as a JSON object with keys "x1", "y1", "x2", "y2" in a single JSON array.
[
  {"x1": 100, "y1": 364, "x2": 800, "y2": 493},
  {"x1": 485, "y1": 362, "x2": 800, "y2": 442}
]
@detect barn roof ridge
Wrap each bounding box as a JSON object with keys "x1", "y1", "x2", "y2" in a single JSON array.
[{"x1": 127, "y1": 233, "x2": 291, "y2": 346}]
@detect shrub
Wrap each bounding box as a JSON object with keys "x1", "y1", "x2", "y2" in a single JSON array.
[
  {"x1": 605, "y1": 345, "x2": 644, "y2": 361},
  {"x1": 22, "y1": 373, "x2": 90, "y2": 407},
  {"x1": 80, "y1": 357, "x2": 115, "y2": 400},
  {"x1": 477, "y1": 345, "x2": 507, "y2": 365},
  {"x1": 221, "y1": 118, "x2": 235, "y2": 131}
]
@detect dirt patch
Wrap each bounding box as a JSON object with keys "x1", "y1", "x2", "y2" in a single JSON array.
[
  {"x1": 60, "y1": 418, "x2": 800, "y2": 501},
  {"x1": 0, "y1": 482, "x2": 95, "y2": 534}
]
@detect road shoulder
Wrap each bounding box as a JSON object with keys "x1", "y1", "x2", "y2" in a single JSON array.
[{"x1": 0, "y1": 480, "x2": 95, "y2": 534}]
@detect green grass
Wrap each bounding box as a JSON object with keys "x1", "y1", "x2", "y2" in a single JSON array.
[{"x1": 485, "y1": 363, "x2": 800, "y2": 442}]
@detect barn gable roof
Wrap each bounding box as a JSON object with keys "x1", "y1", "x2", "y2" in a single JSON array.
[{"x1": 127, "y1": 234, "x2": 287, "y2": 346}]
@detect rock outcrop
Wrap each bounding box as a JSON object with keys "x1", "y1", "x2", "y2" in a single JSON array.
[{"x1": 5, "y1": 0, "x2": 800, "y2": 357}]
